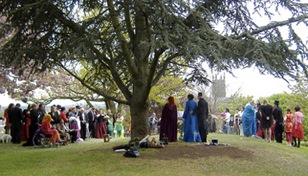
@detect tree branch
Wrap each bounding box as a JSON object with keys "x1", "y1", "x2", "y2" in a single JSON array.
[
  {"x1": 152, "y1": 52, "x2": 181, "y2": 86},
  {"x1": 235, "y1": 14, "x2": 308, "y2": 39},
  {"x1": 107, "y1": 0, "x2": 138, "y2": 77},
  {"x1": 124, "y1": 0, "x2": 135, "y2": 42},
  {"x1": 58, "y1": 62, "x2": 129, "y2": 105}
]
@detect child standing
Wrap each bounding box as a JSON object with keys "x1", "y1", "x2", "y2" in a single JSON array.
[{"x1": 284, "y1": 108, "x2": 293, "y2": 146}]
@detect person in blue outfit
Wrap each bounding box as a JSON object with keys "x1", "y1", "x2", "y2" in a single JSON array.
[
  {"x1": 242, "y1": 100, "x2": 256, "y2": 137},
  {"x1": 183, "y1": 94, "x2": 201, "y2": 142}
]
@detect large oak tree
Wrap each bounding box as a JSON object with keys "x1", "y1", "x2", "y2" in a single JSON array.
[{"x1": 0, "y1": 0, "x2": 307, "y2": 138}]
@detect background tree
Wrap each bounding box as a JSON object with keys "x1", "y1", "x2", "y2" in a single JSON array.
[
  {"x1": 289, "y1": 73, "x2": 308, "y2": 99},
  {"x1": 149, "y1": 75, "x2": 187, "y2": 113},
  {"x1": 266, "y1": 93, "x2": 308, "y2": 141},
  {"x1": 0, "y1": 0, "x2": 307, "y2": 138}
]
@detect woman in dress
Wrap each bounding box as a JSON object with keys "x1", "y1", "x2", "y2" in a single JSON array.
[
  {"x1": 160, "y1": 96, "x2": 178, "y2": 142},
  {"x1": 241, "y1": 100, "x2": 256, "y2": 137},
  {"x1": 182, "y1": 94, "x2": 201, "y2": 142},
  {"x1": 95, "y1": 110, "x2": 108, "y2": 138},
  {"x1": 40, "y1": 114, "x2": 60, "y2": 144},
  {"x1": 3, "y1": 103, "x2": 14, "y2": 134},
  {"x1": 260, "y1": 99, "x2": 273, "y2": 142},
  {"x1": 284, "y1": 108, "x2": 294, "y2": 146},
  {"x1": 21, "y1": 104, "x2": 31, "y2": 141},
  {"x1": 292, "y1": 105, "x2": 304, "y2": 148}
]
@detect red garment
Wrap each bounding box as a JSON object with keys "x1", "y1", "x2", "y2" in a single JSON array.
[
  {"x1": 271, "y1": 123, "x2": 275, "y2": 141},
  {"x1": 21, "y1": 117, "x2": 31, "y2": 141},
  {"x1": 41, "y1": 121, "x2": 60, "y2": 143},
  {"x1": 292, "y1": 122, "x2": 304, "y2": 139},
  {"x1": 292, "y1": 111, "x2": 304, "y2": 139},
  {"x1": 257, "y1": 122, "x2": 263, "y2": 138},
  {"x1": 286, "y1": 133, "x2": 292, "y2": 143},
  {"x1": 285, "y1": 114, "x2": 294, "y2": 133},
  {"x1": 4, "y1": 109, "x2": 10, "y2": 126},
  {"x1": 160, "y1": 103, "x2": 178, "y2": 142},
  {"x1": 60, "y1": 112, "x2": 68, "y2": 122},
  {"x1": 95, "y1": 121, "x2": 107, "y2": 138}
]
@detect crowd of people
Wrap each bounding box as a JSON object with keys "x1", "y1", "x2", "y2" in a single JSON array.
[
  {"x1": 220, "y1": 99, "x2": 305, "y2": 148},
  {"x1": 2, "y1": 96, "x2": 305, "y2": 147},
  {"x1": 2, "y1": 103, "x2": 127, "y2": 145}
]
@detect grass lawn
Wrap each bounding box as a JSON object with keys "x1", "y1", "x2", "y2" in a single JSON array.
[{"x1": 0, "y1": 134, "x2": 307, "y2": 176}]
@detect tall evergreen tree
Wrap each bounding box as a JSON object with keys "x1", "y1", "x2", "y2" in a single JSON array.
[{"x1": 0, "y1": 0, "x2": 307, "y2": 138}]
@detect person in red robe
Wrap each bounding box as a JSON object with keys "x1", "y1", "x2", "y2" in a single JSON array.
[
  {"x1": 95, "y1": 110, "x2": 108, "y2": 138},
  {"x1": 159, "y1": 96, "x2": 178, "y2": 142},
  {"x1": 41, "y1": 114, "x2": 60, "y2": 144},
  {"x1": 3, "y1": 103, "x2": 14, "y2": 134},
  {"x1": 21, "y1": 105, "x2": 31, "y2": 141}
]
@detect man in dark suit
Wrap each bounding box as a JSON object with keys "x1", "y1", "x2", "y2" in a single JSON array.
[
  {"x1": 197, "y1": 92, "x2": 209, "y2": 143},
  {"x1": 78, "y1": 107, "x2": 87, "y2": 140},
  {"x1": 87, "y1": 107, "x2": 96, "y2": 138},
  {"x1": 9, "y1": 103, "x2": 23, "y2": 143},
  {"x1": 273, "y1": 100, "x2": 284, "y2": 143}
]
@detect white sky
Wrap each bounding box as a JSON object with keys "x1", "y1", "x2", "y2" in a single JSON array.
[
  {"x1": 224, "y1": 68, "x2": 292, "y2": 99},
  {"x1": 217, "y1": 0, "x2": 307, "y2": 99}
]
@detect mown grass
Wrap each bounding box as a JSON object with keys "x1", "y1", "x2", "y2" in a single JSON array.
[{"x1": 0, "y1": 134, "x2": 307, "y2": 176}]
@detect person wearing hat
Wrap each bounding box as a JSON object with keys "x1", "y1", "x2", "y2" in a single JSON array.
[
  {"x1": 273, "y1": 100, "x2": 284, "y2": 143},
  {"x1": 40, "y1": 114, "x2": 60, "y2": 144},
  {"x1": 197, "y1": 92, "x2": 209, "y2": 143}
]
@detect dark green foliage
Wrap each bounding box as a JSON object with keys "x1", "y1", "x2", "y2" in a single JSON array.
[{"x1": 0, "y1": 0, "x2": 307, "y2": 137}]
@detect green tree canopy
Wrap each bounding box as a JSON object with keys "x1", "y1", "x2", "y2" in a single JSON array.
[{"x1": 0, "y1": 0, "x2": 307, "y2": 138}]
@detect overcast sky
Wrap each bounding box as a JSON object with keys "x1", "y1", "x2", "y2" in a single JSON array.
[{"x1": 224, "y1": 68, "x2": 292, "y2": 99}]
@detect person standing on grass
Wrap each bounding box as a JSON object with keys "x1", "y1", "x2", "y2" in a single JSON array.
[
  {"x1": 197, "y1": 92, "x2": 209, "y2": 143},
  {"x1": 9, "y1": 103, "x2": 23, "y2": 144},
  {"x1": 273, "y1": 100, "x2": 284, "y2": 143},
  {"x1": 284, "y1": 108, "x2": 294, "y2": 146},
  {"x1": 160, "y1": 96, "x2": 178, "y2": 142},
  {"x1": 3, "y1": 103, "x2": 14, "y2": 134},
  {"x1": 260, "y1": 99, "x2": 273, "y2": 142},
  {"x1": 182, "y1": 94, "x2": 201, "y2": 142},
  {"x1": 292, "y1": 105, "x2": 304, "y2": 148},
  {"x1": 242, "y1": 100, "x2": 255, "y2": 137}
]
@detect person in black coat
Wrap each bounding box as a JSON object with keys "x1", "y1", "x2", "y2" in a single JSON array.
[
  {"x1": 9, "y1": 103, "x2": 23, "y2": 143},
  {"x1": 260, "y1": 99, "x2": 273, "y2": 142},
  {"x1": 87, "y1": 107, "x2": 96, "y2": 138},
  {"x1": 22, "y1": 104, "x2": 40, "y2": 146},
  {"x1": 273, "y1": 100, "x2": 284, "y2": 143},
  {"x1": 197, "y1": 92, "x2": 209, "y2": 143},
  {"x1": 78, "y1": 107, "x2": 87, "y2": 140}
]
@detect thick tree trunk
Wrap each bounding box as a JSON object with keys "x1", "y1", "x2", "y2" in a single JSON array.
[
  {"x1": 130, "y1": 98, "x2": 149, "y2": 139},
  {"x1": 129, "y1": 78, "x2": 150, "y2": 138}
]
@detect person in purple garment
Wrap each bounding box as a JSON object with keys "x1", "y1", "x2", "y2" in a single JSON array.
[{"x1": 159, "y1": 96, "x2": 178, "y2": 142}]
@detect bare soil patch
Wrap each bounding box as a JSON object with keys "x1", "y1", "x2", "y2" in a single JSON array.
[{"x1": 141, "y1": 144, "x2": 254, "y2": 160}]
